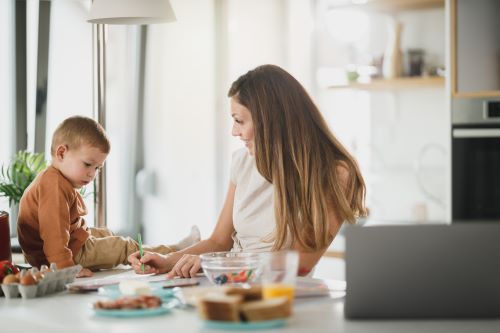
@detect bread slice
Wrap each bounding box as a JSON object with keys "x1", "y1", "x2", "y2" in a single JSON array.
[
  {"x1": 226, "y1": 286, "x2": 262, "y2": 301},
  {"x1": 239, "y1": 296, "x2": 292, "y2": 322},
  {"x1": 198, "y1": 293, "x2": 244, "y2": 322}
]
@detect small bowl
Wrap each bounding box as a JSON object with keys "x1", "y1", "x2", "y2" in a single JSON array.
[{"x1": 200, "y1": 252, "x2": 262, "y2": 285}]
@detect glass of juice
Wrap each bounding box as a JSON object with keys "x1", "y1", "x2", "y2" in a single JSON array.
[{"x1": 261, "y1": 250, "x2": 299, "y2": 302}]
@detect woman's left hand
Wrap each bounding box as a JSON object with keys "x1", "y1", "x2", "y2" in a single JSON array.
[{"x1": 166, "y1": 254, "x2": 201, "y2": 279}]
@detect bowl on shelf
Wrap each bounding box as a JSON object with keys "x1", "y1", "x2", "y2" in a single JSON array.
[{"x1": 200, "y1": 252, "x2": 262, "y2": 285}]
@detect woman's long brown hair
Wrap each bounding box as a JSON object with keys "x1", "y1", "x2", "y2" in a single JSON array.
[{"x1": 228, "y1": 65, "x2": 368, "y2": 251}]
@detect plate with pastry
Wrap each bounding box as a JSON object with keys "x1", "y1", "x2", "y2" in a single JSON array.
[
  {"x1": 93, "y1": 295, "x2": 176, "y2": 318},
  {"x1": 98, "y1": 280, "x2": 174, "y2": 300}
]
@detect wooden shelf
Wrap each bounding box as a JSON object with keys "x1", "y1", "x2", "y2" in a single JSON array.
[
  {"x1": 329, "y1": 0, "x2": 444, "y2": 13},
  {"x1": 323, "y1": 250, "x2": 345, "y2": 259},
  {"x1": 328, "y1": 76, "x2": 444, "y2": 91}
]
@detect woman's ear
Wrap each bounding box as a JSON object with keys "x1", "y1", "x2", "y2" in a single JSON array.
[{"x1": 55, "y1": 144, "x2": 68, "y2": 161}]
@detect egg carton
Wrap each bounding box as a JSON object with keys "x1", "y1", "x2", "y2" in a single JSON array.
[{"x1": 0, "y1": 265, "x2": 82, "y2": 299}]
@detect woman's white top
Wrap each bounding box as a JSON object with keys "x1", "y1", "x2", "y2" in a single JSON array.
[{"x1": 230, "y1": 148, "x2": 291, "y2": 252}]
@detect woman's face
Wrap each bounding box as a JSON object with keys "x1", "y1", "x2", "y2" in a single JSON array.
[{"x1": 230, "y1": 97, "x2": 255, "y2": 156}]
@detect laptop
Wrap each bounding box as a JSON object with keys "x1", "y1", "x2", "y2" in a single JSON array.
[{"x1": 344, "y1": 223, "x2": 500, "y2": 318}]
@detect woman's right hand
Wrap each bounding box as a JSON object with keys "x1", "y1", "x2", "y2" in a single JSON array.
[
  {"x1": 166, "y1": 254, "x2": 202, "y2": 279},
  {"x1": 128, "y1": 251, "x2": 170, "y2": 274}
]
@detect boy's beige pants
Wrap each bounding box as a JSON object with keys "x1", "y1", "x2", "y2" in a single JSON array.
[{"x1": 73, "y1": 228, "x2": 175, "y2": 270}]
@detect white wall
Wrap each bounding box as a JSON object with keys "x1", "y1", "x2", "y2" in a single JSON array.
[
  {"x1": 103, "y1": 25, "x2": 143, "y2": 234},
  {"x1": 225, "y1": 0, "x2": 289, "y2": 162},
  {"x1": 285, "y1": 0, "x2": 315, "y2": 93},
  {"x1": 222, "y1": 0, "x2": 314, "y2": 196},
  {"x1": 45, "y1": 0, "x2": 93, "y2": 146},
  {"x1": 141, "y1": 0, "x2": 217, "y2": 244},
  {"x1": 368, "y1": 89, "x2": 447, "y2": 222}
]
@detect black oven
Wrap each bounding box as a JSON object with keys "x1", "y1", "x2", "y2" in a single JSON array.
[{"x1": 452, "y1": 98, "x2": 500, "y2": 222}]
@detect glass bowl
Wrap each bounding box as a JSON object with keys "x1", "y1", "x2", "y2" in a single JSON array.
[{"x1": 200, "y1": 252, "x2": 262, "y2": 285}]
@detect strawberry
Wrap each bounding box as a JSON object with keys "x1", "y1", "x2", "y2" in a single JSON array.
[{"x1": 0, "y1": 260, "x2": 19, "y2": 283}]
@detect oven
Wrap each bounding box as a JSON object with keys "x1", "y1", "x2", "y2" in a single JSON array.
[{"x1": 452, "y1": 98, "x2": 500, "y2": 222}]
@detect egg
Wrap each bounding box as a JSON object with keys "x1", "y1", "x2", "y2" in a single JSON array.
[
  {"x1": 2, "y1": 274, "x2": 19, "y2": 284},
  {"x1": 20, "y1": 273, "x2": 37, "y2": 285},
  {"x1": 34, "y1": 271, "x2": 45, "y2": 281},
  {"x1": 40, "y1": 265, "x2": 51, "y2": 273}
]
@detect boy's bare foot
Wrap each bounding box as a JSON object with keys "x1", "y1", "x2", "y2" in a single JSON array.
[{"x1": 76, "y1": 267, "x2": 94, "y2": 278}]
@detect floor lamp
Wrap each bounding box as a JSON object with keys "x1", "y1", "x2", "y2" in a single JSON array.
[{"x1": 87, "y1": 0, "x2": 176, "y2": 227}]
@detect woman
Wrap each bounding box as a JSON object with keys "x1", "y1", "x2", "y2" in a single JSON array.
[{"x1": 128, "y1": 64, "x2": 367, "y2": 277}]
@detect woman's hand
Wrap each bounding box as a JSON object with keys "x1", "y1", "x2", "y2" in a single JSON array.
[
  {"x1": 166, "y1": 254, "x2": 201, "y2": 279},
  {"x1": 128, "y1": 251, "x2": 170, "y2": 274}
]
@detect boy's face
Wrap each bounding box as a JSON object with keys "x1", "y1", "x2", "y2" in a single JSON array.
[{"x1": 54, "y1": 144, "x2": 108, "y2": 189}]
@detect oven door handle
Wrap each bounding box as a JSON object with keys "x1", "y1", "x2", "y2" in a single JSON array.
[{"x1": 453, "y1": 128, "x2": 500, "y2": 138}]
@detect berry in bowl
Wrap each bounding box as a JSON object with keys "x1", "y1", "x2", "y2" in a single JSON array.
[{"x1": 200, "y1": 252, "x2": 262, "y2": 285}]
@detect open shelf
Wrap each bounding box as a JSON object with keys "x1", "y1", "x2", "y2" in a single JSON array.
[
  {"x1": 328, "y1": 76, "x2": 444, "y2": 91},
  {"x1": 328, "y1": 0, "x2": 444, "y2": 13}
]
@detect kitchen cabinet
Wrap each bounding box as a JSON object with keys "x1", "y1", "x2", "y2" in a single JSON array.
[{"x1": 450, "y1": 0, "x2": 500, "y2": 98}]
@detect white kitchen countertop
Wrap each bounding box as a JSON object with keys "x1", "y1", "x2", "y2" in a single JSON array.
[{"x1": 1, "y1": 268, "x2": 499, "y2": 333}]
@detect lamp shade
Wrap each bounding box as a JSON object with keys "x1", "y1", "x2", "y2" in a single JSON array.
[{"x1": 87, "y1": 0, "x2": 176, "y2": 25}]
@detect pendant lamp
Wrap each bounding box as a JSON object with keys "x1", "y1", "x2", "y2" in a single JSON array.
[{"x1": 87, "y1": 0, "x2": 176, "y2": 25}]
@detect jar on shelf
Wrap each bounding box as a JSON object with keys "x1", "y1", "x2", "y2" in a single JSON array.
[{"x1": 406, "y1": 48, "x2": 425, "y2": 76}]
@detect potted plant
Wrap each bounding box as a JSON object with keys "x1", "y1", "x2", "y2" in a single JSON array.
[{"x1": 0, "y1": 151, "x2": 46, "y2": 237}]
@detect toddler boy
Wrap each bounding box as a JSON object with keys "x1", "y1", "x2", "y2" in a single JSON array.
[{"x1": 17, "y1": 116, "x2": 199, "y2": 277}]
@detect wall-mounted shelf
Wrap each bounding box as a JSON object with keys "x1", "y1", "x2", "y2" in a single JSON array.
[
  {"x1": 329, "y1": 0, "x2": 444, "y2": 13},
  {"x1": 324, "y1": 250, "x2": 345, "y2": 259},
  {"x1": 328, "y1": 76, "x2": 444, "y2": 91}
]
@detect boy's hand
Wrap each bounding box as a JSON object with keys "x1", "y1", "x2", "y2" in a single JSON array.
[
  {"x1": 128, "y1": 251, "x2": 169, "y2": 274},
  {"x1": 76, "y1": 268, "x2": 93, "y2": 278}
]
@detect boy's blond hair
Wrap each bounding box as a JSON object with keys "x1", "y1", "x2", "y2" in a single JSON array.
[{"x1": 51, "y1": 116, "x2": 110, "y2": 157}]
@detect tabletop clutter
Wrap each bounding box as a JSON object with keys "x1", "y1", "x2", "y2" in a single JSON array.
[
  {"x1": 87, "y1": 251, "x2": 299, "y2": 325},
  {"x1": 2, "y1": 251, "x2": 305, "y2": 327},
  {"x1": 89, "y1": 280, "x2": 293, "y2": 325}
]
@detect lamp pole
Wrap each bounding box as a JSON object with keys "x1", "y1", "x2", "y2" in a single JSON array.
[{"x1": 93, "y1": 22, "x2": 107, "y2": 228}]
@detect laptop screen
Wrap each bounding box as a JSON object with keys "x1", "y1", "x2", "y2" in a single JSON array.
[{"x1": 344, "y1": 223, "x2": 500, "y2": 318}]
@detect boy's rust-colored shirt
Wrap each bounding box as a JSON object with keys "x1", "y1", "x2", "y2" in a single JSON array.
[{"x1": 17, "y1": 165, "x2": 91, "y2": 268}]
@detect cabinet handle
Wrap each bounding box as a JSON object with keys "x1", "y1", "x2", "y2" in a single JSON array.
[{"x1": 453, "y1": 128, "x2": 500, "y2": 138}]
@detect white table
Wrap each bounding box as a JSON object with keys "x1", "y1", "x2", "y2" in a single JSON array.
[{"x1": 1, "y1": 269, "x2": 499, "y2": 333}]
